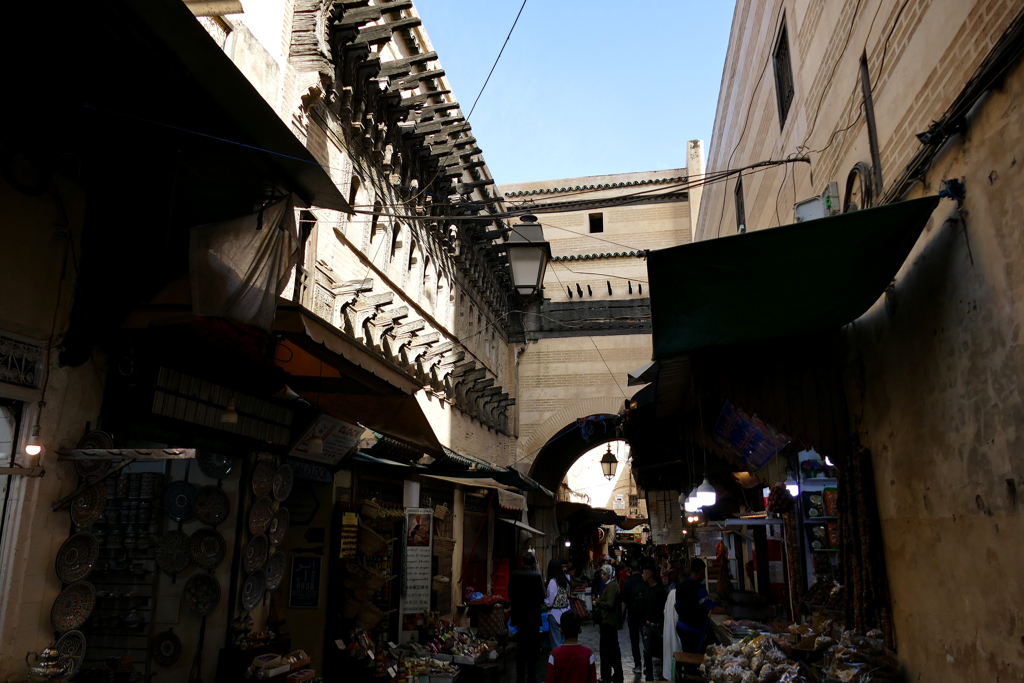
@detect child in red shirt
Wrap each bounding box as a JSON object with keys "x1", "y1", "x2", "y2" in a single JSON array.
[{"x1": 546, "y1": 612, "x2": 597, "y2": 683}]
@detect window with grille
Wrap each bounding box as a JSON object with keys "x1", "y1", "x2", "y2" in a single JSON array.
[{"x1": 773, "y1": 20, "x2": 795, "y2": 129}]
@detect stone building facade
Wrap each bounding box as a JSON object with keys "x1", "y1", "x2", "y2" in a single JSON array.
[{"x1": 694, "y1": 1, "x2": 1024, "y2": 679}]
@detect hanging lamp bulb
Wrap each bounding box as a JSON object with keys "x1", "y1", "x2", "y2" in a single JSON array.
[
  {"x1": 684, "y1": 490, "x2": 701, "y2": 512},
  {"x1": 696, "y1": 476, "x2": 717, "y2": 506},
  {"x1": 220, "y1": 397, "x2": 239, "y2": 424},
  {"x1": 677, "y1": 490, "x2": 687, "y2": 511},
  {"x1": 785, "y1": 474, "x2": 799, "y2": 497},
  {"x1": 25, "y1": 423, "x2": 42, "y2": 456}
]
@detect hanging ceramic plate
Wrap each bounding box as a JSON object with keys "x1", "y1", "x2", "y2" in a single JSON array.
[
  {"x1": 164, "y1": 481, "x2": 196, "y2": 523},
  {"x1": 155, "y1": 530, "x2": 191, "y2": 575},
  {"x1": 248, "y1": 496, "x2": 275, "y2": 535},
  {"x1": 55, "y1": 629, "x2": 87, "y2": 680},
  {"x1": 50, "y1": 582, "x2": 96, "y2": 633},
  {"x1": 189, "y1": 528, "x2": 226, "y2": 570},
  {"x1": 252, "y1": 459, "x2": 275, "y2": 497},
  {"x1": 192, "y1": 485, "x2": 230, "y2": 526},
  {"x1": 55, "y1": 532, "x2": 99, "y2": 583},
  {"x1": 183, "y1": 573, "x2": 221, "y2": 616},
  {"x1": 243, "y1": 533, "x2": 269, "y2": 573},
  {"x1": 265, "y1": 552, "x2": 286, "y2": 592},
  {"x1": 151, "y1": 630, "x2": 182, "y2": 667},
  {"x1": 241, "y1": 568, "x2": 267, "y2": 611},
  {"x1": 69, "y1": 485, "x2": 106, "y2": 528},
  {"x1": 268, "y1": 507, "x2": 289, "y2": 546},
  {"x1": 197, "y1": 452, "x2": 234, "y2": 480},
  {"x1": 73, "y1": 431, "x2": 114, "y2": 479},
  {"x1": 272, "y1": 464, "x2": 293, "y2": 502}
]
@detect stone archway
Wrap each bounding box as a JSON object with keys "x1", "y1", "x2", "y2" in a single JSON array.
[{"x1": 515, "y1": 396, "x2": 625, "y2": 476}]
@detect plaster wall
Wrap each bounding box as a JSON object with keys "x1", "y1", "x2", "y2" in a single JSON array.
[{"x1": 694, "y1": 0, "x2": 1024, "y2": 679}]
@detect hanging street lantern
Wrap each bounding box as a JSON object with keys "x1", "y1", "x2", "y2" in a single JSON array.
[
  {"x1": 600, "y1": 444, "x2": 618, "y2": 480},
  {"x1": 504, "y1": 215, "x2": 551, "y2": 301}
]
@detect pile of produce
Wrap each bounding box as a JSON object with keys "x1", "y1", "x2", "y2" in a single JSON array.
[
  {"x1": 825, "y1": 630, "x2": 899, "y2": 682},
  {"x1": 766, "y1": 482, "x2": 795, "y2": 514},
  {"x1": 700, "y1": 637, "x2": 820, "y2": 683}
]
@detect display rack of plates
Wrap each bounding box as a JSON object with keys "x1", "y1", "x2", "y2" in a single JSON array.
[{"x1": 69, "y1": 464, "x2": 164, "y2": 682}]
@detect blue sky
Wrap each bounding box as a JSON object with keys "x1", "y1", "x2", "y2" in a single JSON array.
[{"x1": 415, "y1": 0, "x2": 736, "y2": 184}]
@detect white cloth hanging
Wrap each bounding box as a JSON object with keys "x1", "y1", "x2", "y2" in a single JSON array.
[
  {"x1": 663, "y1": 587, "x2": 680, "y2": 680},
  {"x1": 190, "y1": 195, "x2": 298, "y2": 332}
]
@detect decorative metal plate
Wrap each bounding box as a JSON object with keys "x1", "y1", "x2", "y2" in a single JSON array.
[
  {"x1": 268, "y1": 507, "x2": 289, "y2": 546},
  {"x1": 74, "y1": 431, "x2": 114, "y2": 479},
  {"x1": 164, "y1": 480, "x2": 196, "y2": 523},
  {"x1": 55, "y1": 532, "x2": 99, "y2": 583},
  {"x1": 252, "y1": 459, "x2": 275, "y2": 497},
  {"x1": 183, "y1": 573, "x2": 221, "y2": 616},
  {"x1": 192, "y1": 485, "x2": 230, "y2": 526},
  {"x1": 248, "y1": 496, "x2": 275, "y2": 535},
  {"x1": 55, "y1": 629, "x2": 86, "y2": 681},
  {"x1": 155, "y1": 531, "x2": 191, "y2": 575},
  {"x1": 189, "y1": 528, "x2": 226, "y2": 570},
  {"x1": 265, "y1": 551, "x2": 285, "y2": 592},
  {"x1": 197, "y1": 452, "x2": 234, "y2": 480},
  {"x1": 151, "y1": 630, "x2": 182, "y2": 667},
  {"x1": 241, "y1": 568, "x2": 267, "y2": 611},
  {"x1": 243, "y1": 533, "x2": 269, "y2": 573},
  {"x1": 69, "y1": 485, "x2": 106, "y2": 528},
  {"x1": 272, "y1": 464, "x2": 293, "y2": 502},
  {"x1": 50, "y1": 582, "x2": 96, "y2": 634}
]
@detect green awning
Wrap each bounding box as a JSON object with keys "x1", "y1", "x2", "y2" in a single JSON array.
[{"x1": 648, "y1": 196, "x2": 941, "y2": 358}]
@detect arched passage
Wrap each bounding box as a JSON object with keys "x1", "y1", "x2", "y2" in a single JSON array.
[{"x1": 526, "y1": 414, "x2": 621, "y2": 494}]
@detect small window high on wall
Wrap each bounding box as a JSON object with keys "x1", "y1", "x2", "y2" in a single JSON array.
[
  {"x1": 735, "y1": 176, "x2": 746, "y2": 233},
  {"x1": 589, "y1": 213, "x2": 604, "y2": 233},
  {"x1": 773, "y1": 19, "x2": 795, "y2": 129}
]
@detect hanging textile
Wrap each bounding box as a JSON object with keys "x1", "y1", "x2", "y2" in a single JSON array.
[{"x1": 190, "y1": 195, "x2": 298, "y2": 331}]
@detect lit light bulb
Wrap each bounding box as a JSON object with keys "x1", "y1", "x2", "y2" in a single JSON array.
[
  {"x1": 696, "y1": 477, "x2": 716, "y2": 507},
  {"x1": 684, "y1": 491, "x2": 700, "y2": 512},
  {"x1": 785, "y1": 475, "x2": 799, "y2": 497},
  {"x1": 25, "y1": 424, "x2": 42, "y2": 456},
  {"x1": 682, "y1": 529, "x2": 688, "y2": 535},
  {"x1": 824, "y1": 456, "x2": 834, "y2": 467},
  {"x1": 564, "y1": 539, "x2": 571, "y2": 547},
  {"x1": 220, "y1": 397, "x2": 239, "y2": 424}
]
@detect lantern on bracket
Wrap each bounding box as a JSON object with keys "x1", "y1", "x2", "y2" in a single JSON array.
[
  {"x1": 504, "y1": 215, "x2": 551, "y2": 301},
  {"x1": 600, "y1": 444, "x2": 618, "y2": 480}
]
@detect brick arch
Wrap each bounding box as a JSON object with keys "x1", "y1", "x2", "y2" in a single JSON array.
[{"x1": 516, "y1": 396, "x2": 624, "y2": 470}]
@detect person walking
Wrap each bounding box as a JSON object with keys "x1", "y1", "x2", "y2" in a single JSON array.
[
  {"x1": 545, "y1": 558, "x2": 571, "y2": 651},
  {"x1": 546, "y1": 611, "x2": 596, "y2": 683},
  {"x1": 509, "y1": 554, "x2": 545, "y2": 683},
  {"x1": 593, "y1": 564, "x2": 624, "y2": 683},
  {"x1": 622, "y1": 560, "x2": 646, "y2": 674},
  {"x1": 640, "y1": 563, "x2": 667, "y2": 681}
]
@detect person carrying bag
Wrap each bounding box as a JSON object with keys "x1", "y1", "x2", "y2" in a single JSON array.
[{"x1": 593, "y1": 564, "x2": 624, "y2": 683}]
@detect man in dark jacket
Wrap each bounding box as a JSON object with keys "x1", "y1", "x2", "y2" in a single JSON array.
[
  {"x1": 622, "y1": 560, "x2": 646, "y2": 673},
  {"x1": 641, "y1": 563, "x2": 668, "y2": 681},
  {"x1": 509, "y1": 554, "x2": 545, "y2": 683},
  {"x1": 675, "y1": 558, "x2": 722, "y2": 654}
]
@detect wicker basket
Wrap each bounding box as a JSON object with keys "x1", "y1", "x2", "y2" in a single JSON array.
[
  {"x1": 432, "y1": 575, "x2": 450, "y2": 592},
  {"x1": 364, "y1": 566, "x2": 390, "y2": 592},
  {"x1": 343, "y1": 563, "x2": 371, "y2": 590},
  {"x1": 355, "y1": 603, "x2": 386, "y2": 630},
  {"x1": 360, "y1": 499, "x2": 383, "y2": 519},
  {"x1": 433, "y1": 503, "x2": 450, "y2": 521},
  {"x1": 342, "y1": 593, "x2": 366, "y2": 619},
  {"x1": 353, "y1": 586, "x2": 376, "y2": 602},
  {"x1": 433, "y1": 536, "x2": 456, "y2": 557},
  {"x1": 358, "y1": 526, "x2": 388, "y2": 556}
]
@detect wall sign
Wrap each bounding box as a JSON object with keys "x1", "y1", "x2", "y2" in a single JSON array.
[
  {"x1": 289, "y1": 414, "x2": 364, "y2": 466},
  {"x1": 289, "y1": 556, "x2": 322, "y2": 608},
  {"x1": 287, "y1": 459, "x2": 334, "y2": 483},
  {"x1": 400, "y1": 507, "x2": 433, "y2": 624}
]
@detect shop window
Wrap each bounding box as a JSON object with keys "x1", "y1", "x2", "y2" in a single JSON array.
[
  {"x1": 589, "y1": 213, "x2": 604, "y2": 233},
  {"x1": 735, "y1": 176, "x2": 747, "y2": 233},
  {"x1": 773, "y1": 19, "x2": 795, "y2": 129}
]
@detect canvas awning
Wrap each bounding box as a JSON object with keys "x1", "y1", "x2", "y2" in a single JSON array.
[
  {"x1": 647, "y1": 197, "x2": 941, "y2": 358},
  {"x1": 498, "y1": 518, "x2": 546, "y2": 536}
]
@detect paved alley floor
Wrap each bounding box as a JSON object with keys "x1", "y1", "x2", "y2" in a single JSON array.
[{"x1": 507, "y1": 621, "x2": 665, "y2": 683}]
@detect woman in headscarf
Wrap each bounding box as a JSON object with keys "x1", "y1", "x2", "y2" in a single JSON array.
[
  {"x1": 545, "y1": 557, "x2": 571, "y2": 650},
  {"x1": 593, "y1": 564, "x2": 624, "y2": 683}
]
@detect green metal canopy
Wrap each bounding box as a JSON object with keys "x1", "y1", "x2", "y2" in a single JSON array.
[{"x1": 648, "y1": 196, "x2": 941, "y2": 358}]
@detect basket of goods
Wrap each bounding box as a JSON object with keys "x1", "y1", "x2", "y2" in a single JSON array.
[
  {"x1": 432, "y1": 536, "x2": 456, "y2": 557},
  {"x1": 343, "y1": 593, "x2": 366, "y2": 619},
  {"x1": 355, "y1": 602, "x2": 387, "y2": 630},
  {"x1": 343, "y1": 562, "x2": 371, "y2": 589},
  {"x1": 432, "y1": 575, "x2": 450, "y2": 593},
  {"x1": 358, "y1": 526, "x2": 388, "y2": 556},
  {"x1": 825, "y1": 630, "x2": 899, "y2": 682},
  {"x1": 364, "y1": 565, "x2": 391, "y2": 592},
  {"x1": 433, "y1": 503, "x2": 450, "y2": 521},
  {"x1": 361, "y1": 499, "x2": 383, "y2": 519}
]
